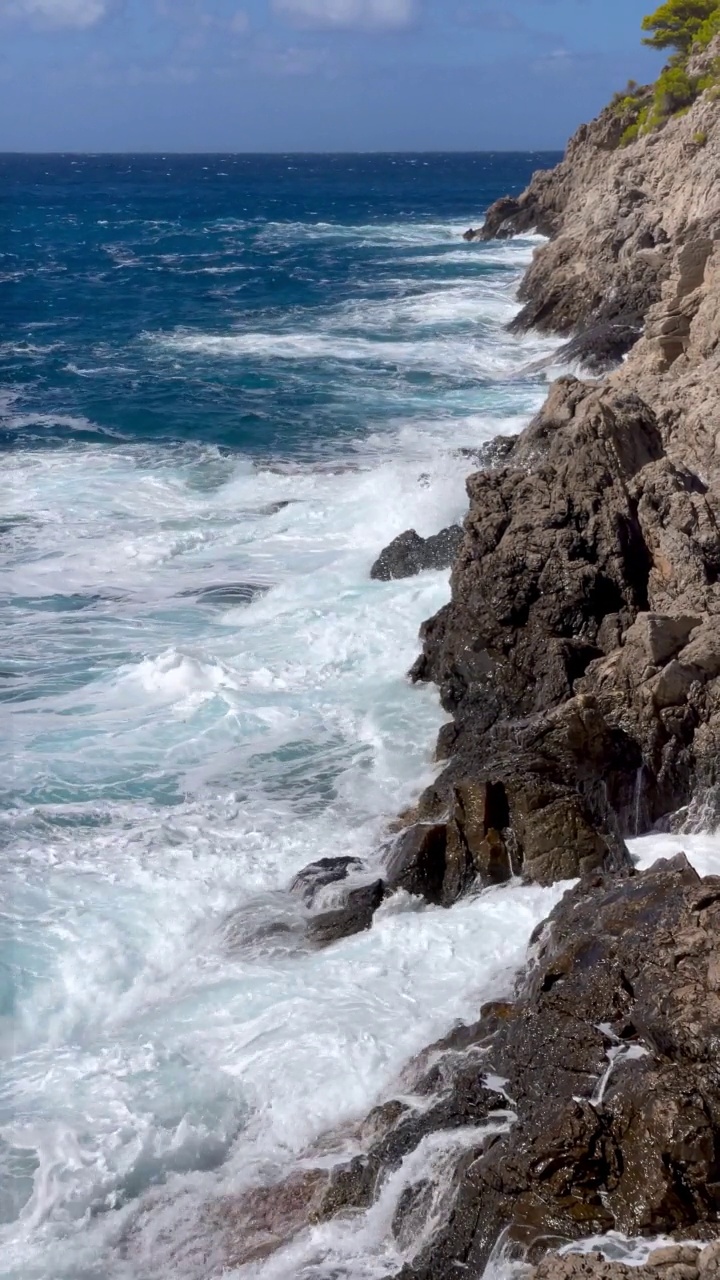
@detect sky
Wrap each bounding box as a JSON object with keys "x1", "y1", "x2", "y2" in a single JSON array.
[{"x1": 0, "y1": 0, "x2": 665, "y2": 151}]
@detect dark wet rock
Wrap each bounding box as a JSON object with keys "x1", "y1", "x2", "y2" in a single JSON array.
[
  {"x1": 370, "y1": 526, "x2": 463, "y2": 582},
  {"x1": 384, "y1": 824, "x2": 448, "y2": 905},
  {"x1": 455, "y1": 434, "x2": 518, "y2": 471},
  {"x1": 408, "y1": 373, "x2": 720, "y2": 881},
  {"x1": 209, "y1": 857, "x2": 720, "y2": 1272},
  {"x1": 257, "y1": 499, "x2": 293, "y2": 515},
  {"x1": 405, "y1": 381, "x2": 663, "y2": 889},
  {"x1": 320, "y1": 856, "x2": 720, "y2": 1278},
  {"x1": 478, "y1": 188, "x2": 562, "y2": 241},
  {"x1": 306, "y1": 879, "x2": 385, "y2": 947},
  {"x1": 555, "y1": 317, "x2": 644, "y2": 374},
  {"x1": 178, "y1": 582, "x2": 270, "y2": 607},
  {"x1": 289, "y1": 855, "x2": 365, "y2": 905},
  {"x1": 211, "y1": 1170, "x2": 331, "y2": 1269},
  {"x1": 411, "y1": 380, "x2": 662, "y2": 720}
]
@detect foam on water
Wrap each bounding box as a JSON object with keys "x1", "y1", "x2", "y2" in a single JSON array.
[
  {"x1": 8, "y1": 157, "x2": 712, "y2": 1280},
  {"x1": 1, "y1": 191, "x2": 567, "y2": 1278}
]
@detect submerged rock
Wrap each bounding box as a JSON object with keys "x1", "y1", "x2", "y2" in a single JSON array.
[
  {"x1": 306, "y1": 878, "x2": 385, "y2": 946},
  {"x1": 178, "y1": 581, "x2": 269, "y2": 607},
  {"x1": 289, "y1": 855, "x2": 365, "y2": 905},
  {"x1": 370, "y1": 525, "x2": 463, "y2": 582}
]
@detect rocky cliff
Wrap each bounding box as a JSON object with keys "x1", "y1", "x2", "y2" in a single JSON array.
[
  {"x1": 402, "y1": 51, "x2": 720, "y2": 910},
  {"x1": 217, "y1": 50, "x2": 720, "y2": 1280}
]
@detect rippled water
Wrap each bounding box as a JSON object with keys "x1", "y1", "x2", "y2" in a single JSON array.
[{"x1": 0, "y1": 151, "x2": 623, "y2": 1279}]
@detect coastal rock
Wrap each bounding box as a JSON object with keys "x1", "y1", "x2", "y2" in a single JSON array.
[
  {"x1": 526, "y1": 1250, "x2": 706, "y2": 1280},
  {"x1": 289, "y1": 855, "x2": 365, "y2": 904},
  {"x1": 370, "y1": 525, "x2": 463, "y2": 581},
  {"x1": 305, "y1": 878, "x2": 385, "y2": 946},
  {"x1": 526, "y1": 1243, "x2": 720, "y2": 1280},
  {"x1": 214, "y1": 858, "x2": 720, "y2": 1271},
  {"x1": 479, "y1": 70, "x2": 719, "y2": 361},
  {"x1": 406, "y1": 380, "x2": 667, "y2": 882},
  {"x1": 323, "y1": 856, "x2": 720, "y2": 1278},
  {"x1": 211, "y1": 1171, "x2": 330, "y2": 1269},
  {"x1": 384, "y1": 823, "x2": 448, "y2": 905},
  {"x1": 554, "y1": 317, "x2": 644, "y2": 373},
  {"x1": 411, "y1": 378, "x2": 662, "y2": 721}
]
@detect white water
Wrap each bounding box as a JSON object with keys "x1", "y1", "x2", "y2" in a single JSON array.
[
  {"x1": 1, "y1": 223, "x2": 566, "y2": 1279},
  {"x1": 3, "y1": 411, "x2": 571, "y2": 1278},
  {"x1": 5, "y1": 214, "x2": 717, "y2": 1280}
]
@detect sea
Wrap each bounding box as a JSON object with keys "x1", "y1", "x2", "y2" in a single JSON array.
[{"x1": 3, "y1": 152, "x2": 719, "y2": 1280}]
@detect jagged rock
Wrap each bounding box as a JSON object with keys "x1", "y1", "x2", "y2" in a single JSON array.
[
  {"x1": 412, "y1": 379, "x2": 662, "y2": 719},
  {"x1": 370, "y1": 525, "x2": 463, "y2": 582},
  {"x1": 212, "y1": 859, "x2": 720, "y2": 1271},
  {"x1": 406, "y1": 381, "x2": 664, "y2": 873},
  {"x1": 384, "y1": 823, "x2": 448, "y2": 905},
  {"x1": 326, "y1": 856, "x2": 720, "y2": 1280},
  {"x1": 306, "y1": 879, "x2": 385, "y2": 946},
  {"x1": 526, "y1": 1243, "x2": 720, "y2": 1280},
  {"x1": 555, "y1": 317, "x2": 643, "y2": 374},
  {"x1": 479, "y1": 99, "x2": 715, "y2": 340}
]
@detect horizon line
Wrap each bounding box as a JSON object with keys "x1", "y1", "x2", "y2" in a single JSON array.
[{"x1": 0, "y1": 147, "x2": 565, "y2": 157}]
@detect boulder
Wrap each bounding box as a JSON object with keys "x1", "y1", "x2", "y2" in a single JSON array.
[
  {"x1": 289, "y1": 855, "x2": 365, "y2": 905},
  {"x1": 306, "y1": 879, "x2": 385, "y2": 947},
  {"x1": 370, "y1": 525, "x2": 463, "y2": 582},
  {"x1": 384, "y1": 824, "x2": 448, "y2": 905}
]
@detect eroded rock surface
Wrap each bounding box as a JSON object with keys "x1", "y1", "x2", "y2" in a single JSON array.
[
  {"x1": 330, "y1": 857, "x2": 720, "y2": 1277},
  {"x1": 214, "y1": 858, "x2": 720, "y2": 1272},
  {"x1": 370, "y1": 525, "x2": 463, "y2": 582},
  {"x1": 528, "y1": 1245, "x2": 720, "y2": 1280},
  {"x1": 404, "y1": 375, "x2": 718, "y2": 898},
  {"x1": 479, "y1": 41, "x2": 720, "y2": 355}
]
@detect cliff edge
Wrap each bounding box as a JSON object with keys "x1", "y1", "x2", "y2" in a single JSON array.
[{"x1": 213, "y1": 30, "x2": 720, "y2": 1278}]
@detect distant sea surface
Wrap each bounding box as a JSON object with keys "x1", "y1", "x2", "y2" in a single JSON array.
[{"x1": 2, "y1": 153, "x2": 571, "y2": 1279}]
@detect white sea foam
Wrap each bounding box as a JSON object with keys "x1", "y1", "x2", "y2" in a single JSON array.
[
  {"x1": 7, "y1": 209, "x2": 710, "y2": 1280},
  {"x1": 1, "y1": 293, "x2": 558, "y2": 1279},
  {"x1": 155, "y1": 321, "x2": 553, "y2": 380}
]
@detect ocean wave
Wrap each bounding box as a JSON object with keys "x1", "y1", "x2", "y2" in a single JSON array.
[
  {"x1": 256, "y1": 218, "x2": 487, "y2": 249},
  {"x1": 152, "y1": 327, "x2": 551, "y2": 379}
]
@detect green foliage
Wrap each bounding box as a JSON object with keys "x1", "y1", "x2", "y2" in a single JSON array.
[
  {"x1": 620, "y1": 118, "x2": 644, "y2": 145},
  {"x1": 653, "y1": 64, "x2": 697, "y2": 112},
  {"x1": 614, "y1": 1, "x2": 720, "y2": 145},
  {"x1": 696, "y1": 7, "x2": 720, "y2": 44},
  {"x1": 641, "y1": 0, "x2": 720, "y2": 53},
  {"x1": 692, "y1": 127, "x2": 709, "y2": 141}
]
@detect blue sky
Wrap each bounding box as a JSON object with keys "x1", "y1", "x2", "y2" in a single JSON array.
[{"x1": 0, "y1": 0, "x2": 664, "y2": 150}]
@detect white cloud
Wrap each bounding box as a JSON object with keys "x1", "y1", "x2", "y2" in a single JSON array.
[
  {"x1": 0, "y1": 0, "x2": 106, "y2": 26},
  {"x1": 273, "y1": 0, "x2": 414, "y2": 31}
]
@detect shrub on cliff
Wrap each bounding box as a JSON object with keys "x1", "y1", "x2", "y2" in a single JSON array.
[
  {"x1": 641, "y1": 0, "x2": 720, "y2": 54},
  {"x1": 616, "y1": 0, "x2": 720, "y2": 144}
]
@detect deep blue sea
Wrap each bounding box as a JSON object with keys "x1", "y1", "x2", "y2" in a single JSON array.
[{"x1": 1, "y1": 152, "x2": 578, "y2": 1280}]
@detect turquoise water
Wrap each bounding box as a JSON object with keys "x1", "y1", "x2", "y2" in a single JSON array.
[{"x1": 2, "y1": 152, "x2": 569, "y2": 1279}]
